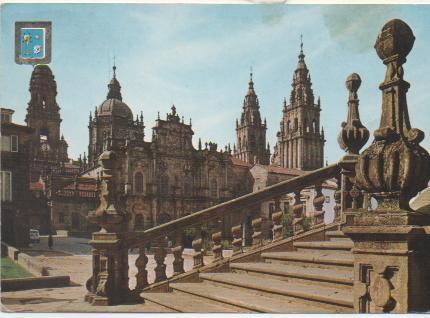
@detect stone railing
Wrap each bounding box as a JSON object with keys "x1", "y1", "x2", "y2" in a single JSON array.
[
  {"x1": 85, "y1": 162, "x2": 344, "y2": 305},
  {"x1": 56, "y1": 189, "x2": 97, "y2": 199}
]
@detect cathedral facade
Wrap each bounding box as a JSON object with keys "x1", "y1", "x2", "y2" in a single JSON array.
[{"x1": 83, "y1": 66, "x2": 253, "y2": 234}]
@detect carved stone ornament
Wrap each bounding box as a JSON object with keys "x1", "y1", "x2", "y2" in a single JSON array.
[
  {"x1": 338, "y1": 73, "x2": 369, "y2": 155},
  {"x1": 87, "y1": 150, "x2": 128, "y2": 232},
  {"x1": 354, "y1": 19, "x2": 430, "y2": 209}
]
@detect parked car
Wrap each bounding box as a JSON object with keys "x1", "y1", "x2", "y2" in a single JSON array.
[{"x1": 29, "y1": 229, "x2": 40, "y2": 243}]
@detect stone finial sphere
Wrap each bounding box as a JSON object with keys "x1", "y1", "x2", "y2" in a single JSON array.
[
  {"x1": 345, "y1": 73, "x2": 361, "y2": 93},
  {"x1": 374, "y1": 19, "x2": 415, "y2": 61}
]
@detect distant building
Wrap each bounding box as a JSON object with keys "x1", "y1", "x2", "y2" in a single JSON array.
[{"x1": 1, "y1": 108, "x2": 32, "y2": 247}]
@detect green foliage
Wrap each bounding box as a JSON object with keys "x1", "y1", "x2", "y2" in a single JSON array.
[
  {"x1": 281, "y1": 206, "x2": 294, "y2": 238},
  {"x1": 1, "y1": 257, "x2": 33, "y2": 279},
  {"x1": 303, "y1": 216, "x2": 312, "y2": 232},
  {"x1": 222, "y1": 239, "x2": 231, "y2": 249}
]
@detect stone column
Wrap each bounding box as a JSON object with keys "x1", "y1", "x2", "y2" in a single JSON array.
[
  {"x1": 340, "y1": 19, "x2": 430, "y2": 313},
  {"x1": 85, "y1": 150, "x2": 131, "y2": 306}
]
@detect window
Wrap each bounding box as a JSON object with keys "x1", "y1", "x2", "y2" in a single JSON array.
[
  {"x1": 40, "y1": 127, "x2": 49, "y2": 142},
  {"x1": 312, "y1": 120, "x2": 317, "y2": 133},
  {"x1": 1, "y1": 171, "x2": 12, "y2": 201},
  {"x1": 134, "y1": 214, "x2": 144, "y2": 231},
  {"x1": 1, "y1": 136, "x2": 10, "y2": 152},
  {"x1": 269, "y1": 203, "x2": 275, "y2": 219},
  {"x1": 11, "y1": 135, "x2": 18, "y2": 152},
  {"x1": 59, "y1": 213, "x2": 65, "y2": 223},
  {"x1": 210, "y1": 178, "x2": 218, "y2": 198},
  {"x1": 134, "y1": 172, "x2": 144, "y2": 194},
  {"x1": 160, "y1": 175, "x2": 169, "y2": 196},
  {"x1": 1, "y1": 113, "x2": 10, "y2": 123}
]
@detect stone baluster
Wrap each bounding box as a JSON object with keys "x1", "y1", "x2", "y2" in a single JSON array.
[
  {"x1": 333, "y1": 174, "x2": 342, "y2": 222},
  {"x1": 312, "y1": 184, "x2": 325, "y2": 229},
  {"x1": 251, "y1": 217, "x2": 262, "y2": 248},
  {"x1": 292, "y1": 190, "x2": 304, "y2": 235},
  {"x1": 134, "y1": 246, "x2": 148, "y2": 291},
  {"x1": 211, "y1": 231, "x2": 223, "y2": 261},
  {"x1": 153, "y1": 246, "x2": 167, "y2": 283},
  {"x1": 349, "y1": 185, "x2": 363, "y2": 210},
  {"x1": 192, "y1": 237, "x2": 204, "y2": 269},
  {"x1": 272, "y1": 196, "x2": 283, "y2": 241},
  {"x1": 85, "y1": 248, "x2": 100, "y2": 302},
  {"x1": 231, "y1": 224, "x2": 242, "y2": 255},
  {"x1": 172, "y1": 245, "x2": 184, "y2": 276}
]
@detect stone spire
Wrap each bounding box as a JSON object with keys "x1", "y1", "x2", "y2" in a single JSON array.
[
  {"x1": 290, "y1": 37, "x2": 314, "y2": 107},
  {"x1": 272, "y1": 37, "x2": 324, "y2": 170},
  {"x1": 234, "y1": 70, "x2": 269, "y2": 165},
  {"x1": 106, "y1": 63, "x2": 122, "y2": 101}
]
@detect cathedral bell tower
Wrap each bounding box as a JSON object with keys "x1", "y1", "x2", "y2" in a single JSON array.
[
  {"x1": 272, "y1": 39, "x2": 325, "y2": 170},
  {"x1": 234, "y1": 72, "x2": 270, "y2": 165},
  {"x1": 25, "y1": 64, "x2": 68, "y2": 164}
]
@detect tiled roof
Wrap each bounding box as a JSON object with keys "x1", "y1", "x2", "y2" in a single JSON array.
[
  {"x1": 231, "y1": 157, "x2": 252, "y2": 168},
  {"x1": 30, "y1": 181, "x2": 44, "y2": 191},
  {"x1": 266, "y1": 165, "x2": 305, "y2": 176}
]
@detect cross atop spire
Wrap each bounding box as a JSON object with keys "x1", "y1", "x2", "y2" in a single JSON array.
[
  {"x1": 113, "y1": 56, "x2": 117, "y2": 78},
  {"x1": 107, "y1": 60, "x2": 122, "y2": 101},
  {"x1": 300, "y1": 34, "x2": 303, "y2": 52},
  {"x1": 298, "y1": 34, "x2": 305, "y2": 61},
  {"x1": 248, "y1": 66, "x2": 254, "y2": 91}
]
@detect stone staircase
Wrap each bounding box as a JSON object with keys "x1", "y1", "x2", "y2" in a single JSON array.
[{"x1": 141, "y1": 230, "x2": 355, "y2": 313}]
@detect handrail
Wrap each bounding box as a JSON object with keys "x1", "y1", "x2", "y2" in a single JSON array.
[{"x1": 122, "y1": 163, "x2": 341, "y2": 248}]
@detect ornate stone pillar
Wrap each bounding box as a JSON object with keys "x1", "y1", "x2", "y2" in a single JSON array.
[
  {"x1": 85, "y1": 150, "x2": 131, "y2": 306},
  {"x1": 341, "y1": 19, "x2": 430, "y2": 313}
]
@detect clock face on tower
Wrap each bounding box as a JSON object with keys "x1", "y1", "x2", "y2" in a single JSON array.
[{"x1": 40, "y1": 141, "x2": 51, "y2": 152}]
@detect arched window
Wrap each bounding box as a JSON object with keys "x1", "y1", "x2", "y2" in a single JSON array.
[
  {"x1": 184, "y1": 176, "x2": 192, "y2": 196},
  {"x1": 312, "y1": 120, "x2": 317, "y2": 133},
  {"x1": 158, "y1": 213, "x2": 171, "y2": 225},
  {"x1": 40, "y1": 127, "x2": 49, "y2": 141},
  {"x1": 249, "y1": 135, "x2": 256, "y2": 149},
  {"x1": 287, "y1": 120, "x2": 292, "y2": 132},
  {"x1": 269, "y1": 203, "x2": 275, "y2": 220},
  {"x1": 238, "y1": 137, "x2": 241, "y2": 149},
  {"x1": 134, "y1": 214, "x2": 144, "y2": 231},
  {"x1": 304, "y1": 118, "x2": 309, "y2": 133},
  {"x1": 210, "y1": 178, "x2": 218, "y2": 198},
  {"x1": 134, "y1": 172, "x2": 144, "y2": 194},
  {"x1": 294, "y1": 118, "x2": 298, "y2": 132},
  {"x1": 160, "y1": 175, "x2": 169, "y2": 196}
]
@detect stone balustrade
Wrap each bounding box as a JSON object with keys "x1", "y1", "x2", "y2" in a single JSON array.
[{"x1": 85, "y1": 163, "x2": 346, "y2": 306}]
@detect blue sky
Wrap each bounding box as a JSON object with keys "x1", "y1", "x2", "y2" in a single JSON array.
[{"x1": 1, "y1": 4, "x2": 430, "y2": 163}]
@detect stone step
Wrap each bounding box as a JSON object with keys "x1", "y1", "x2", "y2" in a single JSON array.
[
  {"x1": 293, "y1": 241, "x2": 353, "y2": 253},
  {"x1": 262, "y1": 251, "x2": 353, "y2": 270},
  {"x1": 325, "y1": 230, "x2": 352, "y2": 242},
  {"x1": 230, "y1": 262, "x2": 353, "y2": 288},
  {"x1": 171, "y1": 281, "x2": 335, "y2": 313},
  {"x1": 200, "y1": 272, "x2": 353, "y2": 310},
  {"x1": 142, "y1": 289, "x2": 247, "y2": 313}
]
